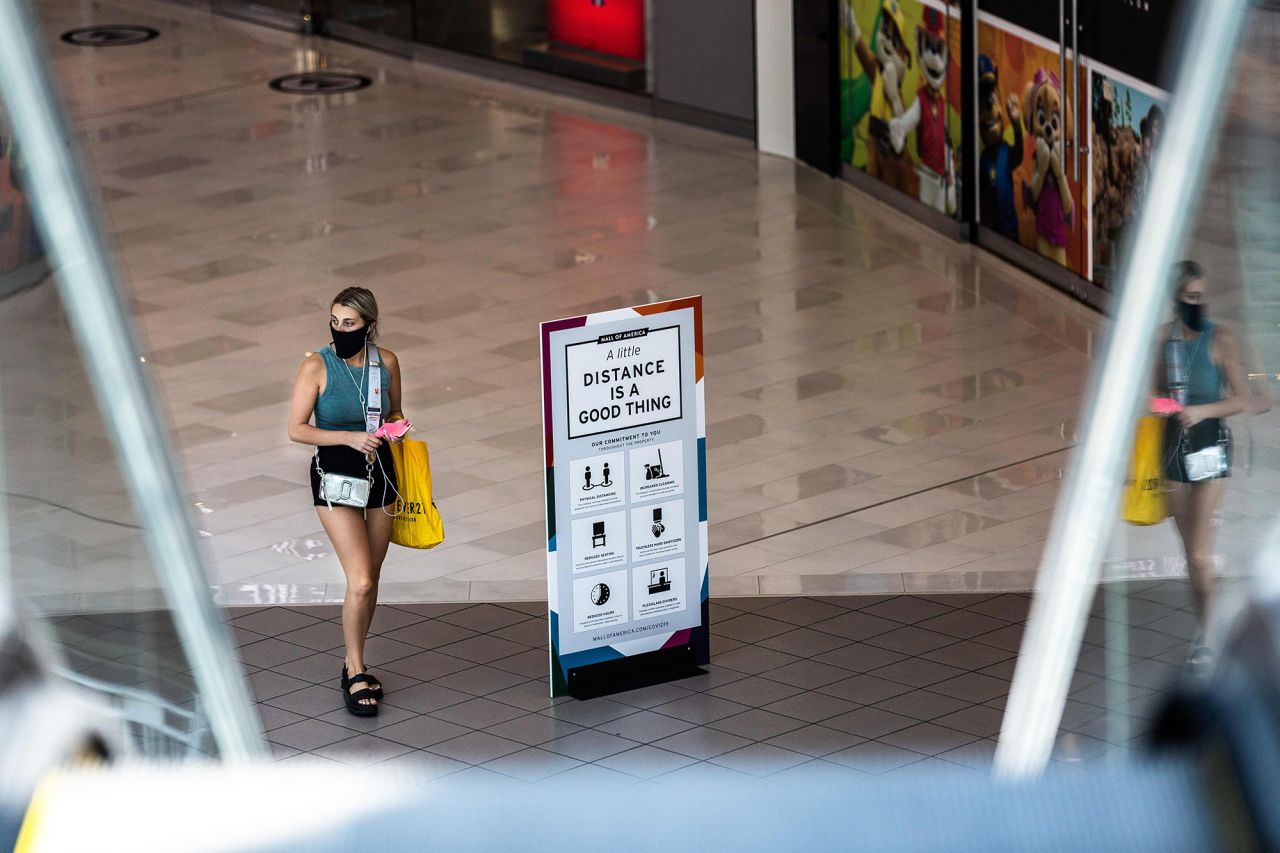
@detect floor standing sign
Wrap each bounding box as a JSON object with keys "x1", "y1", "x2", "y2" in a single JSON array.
[{"x1": 541, "y1": 296, "x2": 709, "y2": 697}]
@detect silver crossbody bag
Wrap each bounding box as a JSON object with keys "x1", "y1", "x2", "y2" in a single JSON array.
[
  {"x1": 1182, "y1": 427, "x2": 1229, "y2": 482},
  {"x1": 315, "y1": 345, "x2": 382, "y2": 509}
]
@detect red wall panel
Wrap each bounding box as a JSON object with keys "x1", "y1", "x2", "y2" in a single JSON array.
[{"x1": 548, "y1": 0, "x2": 645, "y2": 61}]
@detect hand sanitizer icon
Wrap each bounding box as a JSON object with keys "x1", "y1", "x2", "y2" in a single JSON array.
[{"x1": 650, "y1": 507, "x2": 665, "y2": 538}]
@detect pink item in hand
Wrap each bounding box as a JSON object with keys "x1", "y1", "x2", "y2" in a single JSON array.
[
  {"x1": 1150, "y1": 398, "x2": 1183, "y2": 416},
  {"x1": 375, "y1": 421, "x2": 411, "y2": 440}
]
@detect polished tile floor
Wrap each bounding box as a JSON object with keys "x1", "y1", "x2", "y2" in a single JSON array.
[
  {"x1": 14, "y1": 0, "x2": 1274, "y2": 609},
  {"x1": 209, "y1": 587, "x2": 1184, "y2": 782}
]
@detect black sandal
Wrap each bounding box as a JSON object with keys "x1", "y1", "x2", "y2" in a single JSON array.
[
  {"x1": 342, "y1": 665, "x2": 383, "y2": 700},
  {"x1": 340, "y1": 671, "x2": 379, "y2": 717}
]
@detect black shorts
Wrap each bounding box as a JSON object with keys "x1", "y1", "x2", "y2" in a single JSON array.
[
  {"x1": 1163, "y1": 417, "x2": 1231, "y2": 483},
  {"x1": 310, "y1": 443, "x2": 398, "y2": 508}
]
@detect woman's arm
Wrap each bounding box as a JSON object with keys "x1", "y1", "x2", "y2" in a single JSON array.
[
  {"x1": 288, "y1": 354, "x2": 380, "y2": 452},
  {"x1": 382, "y1": 348, "x2": 405, "y2": 423},
  {"x1": 1180, "y1": 325, "x2": 1249, "y2": 425}
]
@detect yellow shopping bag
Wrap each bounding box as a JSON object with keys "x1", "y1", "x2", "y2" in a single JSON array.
[
  {"x1": 1122, "y1": 416, "x2": 1168, "y2": 526},
  {"x1": 389, "y1": 438, "x2": 445, "y2": 549}
]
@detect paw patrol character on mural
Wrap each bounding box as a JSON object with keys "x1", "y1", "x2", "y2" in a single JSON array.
[
  {"x1": 892, "y1": 8, "x2": 953, "y2": 214},
  {"x1": 1020, "y1": 69, "x2": 1073, "y2": 264},
  {"x1": 846, "y1": 0, "x2": 916, "y2": 194},
  {"x1": 977, "y1": 55, "x2": 1022, "y2": 240}
]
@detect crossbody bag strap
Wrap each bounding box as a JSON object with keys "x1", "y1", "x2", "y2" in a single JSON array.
[{"x1": 365, "y1": 343, "x2": 383, "y2": 434}]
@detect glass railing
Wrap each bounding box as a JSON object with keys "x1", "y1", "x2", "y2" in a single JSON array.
[
  {"x1": 998, "y1": 0, "x2": 1279, "y2": 775},
  {"x1": 0, "y1": 0, "x2": 262, "y2": 760}
]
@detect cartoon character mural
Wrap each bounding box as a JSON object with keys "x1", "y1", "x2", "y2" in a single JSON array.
[
  {"x1": 1090, "y1": 69, "x2": 1167, "y2": 289},
  {"x1": 977, "y1": 55, "x2": 1022, "y2": 241},
  {"x1": 848, "y1": 0, "x2": 915, "y2": 193},
  {"x1": 893, "y1": 8, "x2": 954, "y2": 214},
  {"x1": 839, "y1": 0, "x2": 962, "y2": 215},
  {"x1": 1020, "y1": 69, "x2": 1073, "y2": 265},
  {"x1": 976, "y1": 19, "x2": 1087, "y2": 277}
]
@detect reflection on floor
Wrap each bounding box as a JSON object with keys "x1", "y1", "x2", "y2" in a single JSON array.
[
  {"x1": 17, "y1": 0, "x2": 1273, "y2": 610},
  {"x1": 205, "y1": 588, "x2": 1189, "y2": 782}
]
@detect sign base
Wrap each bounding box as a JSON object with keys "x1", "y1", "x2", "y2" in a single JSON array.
[{"x1": 567, "y1": 644, "x2": 702, "y2": 700}]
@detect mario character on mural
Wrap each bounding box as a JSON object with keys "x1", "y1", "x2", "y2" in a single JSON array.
[
  {"x1": 846, "y1": 0, "x2": 916, "y2": 195},
  {"x1": 892, "y1": 8, "x2": 954, "y2": 215},
  {"x1": 977, "y1": 54, "x2": 1022, "y2": 241},
  {"x1": 1020, "y1": 68, "x2": 1073, "y2": 265}
]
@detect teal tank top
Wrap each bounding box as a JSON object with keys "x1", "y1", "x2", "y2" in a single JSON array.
[
  {"x1": 314, "y1": 345, "x2": 390, "y2": 431},
  {"x1": 1179, "y1": 322, "x2": 1224, "y2": 406}
]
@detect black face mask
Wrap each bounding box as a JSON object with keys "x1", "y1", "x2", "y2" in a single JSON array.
[
  {"x1": 1177, "y1": 300, "x2": 1206, "y2": 332},
  {"x1": 331, "y1": 324, "x2": 369, "y2": 359}
]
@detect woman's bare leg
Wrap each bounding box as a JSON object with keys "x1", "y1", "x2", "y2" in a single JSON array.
[
  {"x1": 318, "y1": 506, "x2": 378, "y2": 706},
  {"x1": 1187, "y1": 479, "x2": 1226, "y2": 633}
]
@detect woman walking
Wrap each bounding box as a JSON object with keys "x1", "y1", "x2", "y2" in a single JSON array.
[
  {"x1": 288, "y1": 287, "x2": 405, "y2": 715},
  {"x1": 1155, "y1": 262, "x2": 1248, "y2": 670}
]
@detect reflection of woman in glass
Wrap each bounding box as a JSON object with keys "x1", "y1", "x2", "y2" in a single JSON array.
[{"x1": 1154, "y1": 262, "x2": 1248, "y2": 670}]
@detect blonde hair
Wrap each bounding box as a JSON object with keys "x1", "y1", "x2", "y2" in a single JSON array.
[{"x1": 331, "y1": 286, "x2": 379, "y2": 341}]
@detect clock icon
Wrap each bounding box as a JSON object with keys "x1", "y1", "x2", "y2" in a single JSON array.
[{"x1": 590, "y1": 583, "x2": 611, "y2": 606}]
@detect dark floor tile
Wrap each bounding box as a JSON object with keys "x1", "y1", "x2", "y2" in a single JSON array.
[
  {"x1": 862, "y1": 626, "x2": 958, "y2": 656},
  {"x1": 916, "y1": 609, "x2": 1009, "y2": 640},
  {"x1": 928, "y1": 672, "x2": 1010, "y2": 703},
  {"x1": 437, "y1": 634, "x2": 529, "y2": 664},
  {"x1": 595, "y1": 745, "x2": 697, "y2": 778},
  {"x1": 247, "y1": 669, "x2": 311, "y2": 702},
  {"x1": 755, "y1": 598, "x2": 849, "y2": 626},
  {"x1": 596, "y1": 709, "x2": 696, "y2": 743},
  {"x1": 264, "y1": 684, "x2": 347, "y2": 717},
  {"x1": 813, "y1": 642, "x2": 909, "y2": 673},
  {"x1": 878, "y1": 722, "x2": 978, "y2": 755},
  {"x1": 379, "y1": 681, "x2": 472, "y2": 715},
  {"x1": 860, "y1": 596, "x2": 954, "y2": 624},
  {"x1": 316, "y1": 702, "x2": 420, "y2": 734},
  {"x1": 762, "y1": 691, "x2": 859, "y2": 724},
  {"x1": 810, "y1": 611, "x2": 900, "y2": 642},
  {"x1": 938, "y1": 738, "x2": 998, "y2": 771},
  {"x1": 432, "y1": 666, "x2": 529, "y2": 697},
  {"x1": 543, "y1": 763, "x2": 636, "y2": 792},
  {"x1": 275, "y1": 620, "x2": 345, "y2": 652},
  {"x1": 312, "y1": 733, "x2": 415, "y2": 767},
  {"x1": 482, "y1": 747, "x2": 582, "y2": 782},
  {"x1": 542, "y1": 729, "x2": 637, "y2": 762},
  {"x1": 270, "y1": 652, "x2": 345, "y2": 685},
  {"x1": 483, "y1": 712, "x2": 583, "y2": 746},
  {"x1": 651, "y1": 726, "x2": 752, "y2": 760},
  {"x1": 919, "y1": 640, "x2": 1015, "y2": 671},
  {"x1": 378, "y1": 650, "x2": 474, "y2": 681},
  {"x1": 228, "y1": 608, "x2": 321, "y2": 636},
  {"x1": 426, "y1": 731, "x2": 526, "y2": 764},
  {"x1": 374, "y1": 714, "x2": 472, "y2": 749},
  {"x1": 757, "y1": 627, "x2": 852, "y2": 657},
  {"x1": 375, "y1": 751, "x2": 469, "y2": 780},
  {"x1": 868, "y1": 657, "x2": 968, "y2": 688},
  {"x1": 267, "y1": 718, "x2": 355, "y2": 751},
  {"x1": 431, "y1": 697, "x2": 528, "y2": 729},
  {"x1": 437, "y1": 603, "x2": 533, "y2": 633},
  {"x1": 487, "y1": 680, "x2": 571, "y2": 712},
  {"x1": 764, "y1": 724, "x2": 865, "y2": 757},
  {"x1": 871, "y1": 689, "x2": 971, "y2": 722},
  {"x1": 761, "y1": 659, "x2": 851, "y2": 689},
  {"x1": 488, "y1": 649, "x2": 550, "y2": 678},
  {"x1": 964, "y1": 594, "x2": 1031, "y2": 622},
  {"x1": 818, "y1": 673, "x2": 913, "y2": 705},
  {"x1": 712, "y1": 645, "x2": 800, "y2": 675},
  {"x1": 706, "y1": 676, "x2": 804, "y2": 707},
  {"x1": 257, "y1": 704, "x2": 307, "y2": 732},
  {"x1": 713, "y1": 614, "x2": 798, "y2": 643},
  {"x1": 823, "y1": 706, "x2": 917, "y2": 739},
  {"x1": 610, "y1": 682, "x2": 697, "y2": 709},
  {"x1": 825, "y1": 741, "x2": 927, "y2": 774},
  {"x1": 237, "y1": 638, "x2": 315, "y2": 669},
  {"x1": 380, "y1": 619, "x2": 477, "y2": 649},
  {"x1": 709, "y1": 743, "x2": 811, "y2": 776},
  {"x1": 652, "y1": 693, "x2": 751, "y2": 725},
  {"x1": 489, "y1": 619, "x2": 550, "y2": 648},
  {"x1": 654, "y1": 761, "x2": 753, "y2": 790},
  {"x1": 708, "y1": 708, "x2": 808, "y2": 741},
  {"x1": 540, "y1": 697, "x2": 635, "y2": 727}
]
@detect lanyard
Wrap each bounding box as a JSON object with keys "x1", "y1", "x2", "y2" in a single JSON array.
[{"x1": 341, "y1": 344, "x2": 383, "y2": 433}]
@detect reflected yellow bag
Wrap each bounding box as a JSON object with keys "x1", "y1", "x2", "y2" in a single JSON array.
[
  {"x1": 389, "y1": 438, "x2": 444, "y2": 549},
  {"x1": 1122, "y1": 416, "x2": 1168, "y2": 526}
]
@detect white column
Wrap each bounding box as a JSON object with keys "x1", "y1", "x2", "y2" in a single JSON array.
[{"x1": 754, "y1": 0, "x2": 795, "y2": 159}]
